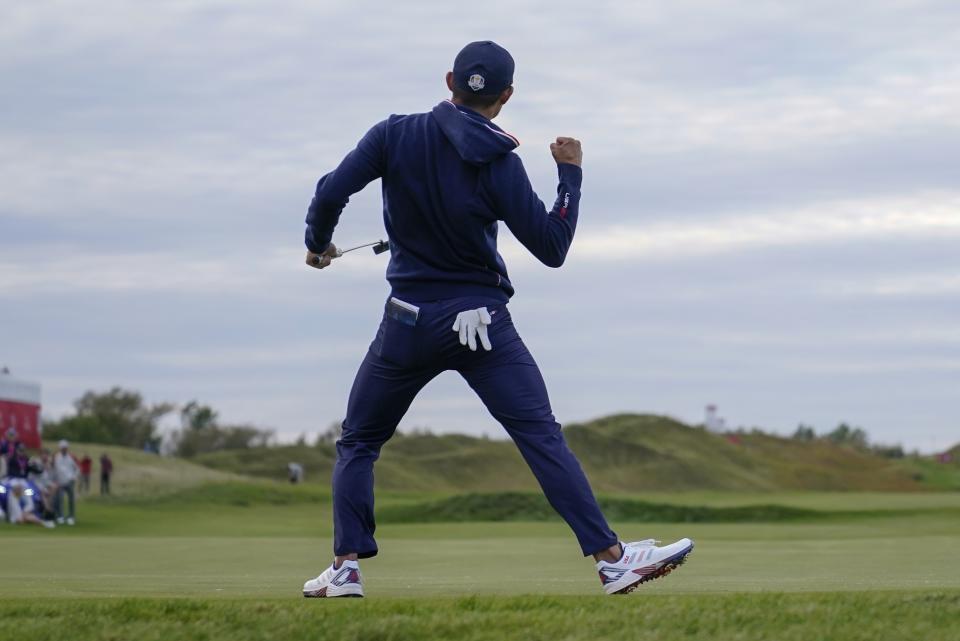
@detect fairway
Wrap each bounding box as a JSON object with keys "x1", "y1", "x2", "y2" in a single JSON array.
[
  {"x1": 4, "y1": 517, "x2": 960, "y2": 597},
  {"x1": 2, "y1": 490, "x2": 959, "y2": 640}
]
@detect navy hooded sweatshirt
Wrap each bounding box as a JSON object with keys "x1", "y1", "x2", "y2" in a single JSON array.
[{"x1": 305, "y1": 100, "x2": 581, "y2": 303}]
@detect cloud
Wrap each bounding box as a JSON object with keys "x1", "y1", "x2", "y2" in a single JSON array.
[
  {"x1": 3, "y1": 0, "x2": 959, "y2": 452},
  {"x1": 566, "y1": 192, "x2": 960, "y2": 261}
]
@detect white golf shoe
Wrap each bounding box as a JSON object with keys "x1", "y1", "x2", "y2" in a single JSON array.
[
  {"x1": 302, "y1": 560, "x2": 364, "y2": 598},
  {"x1": 596, "y1": 538, "x2": 694, "y2": 595}
]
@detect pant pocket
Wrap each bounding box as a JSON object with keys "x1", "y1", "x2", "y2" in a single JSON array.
[{"x1": 370, "y1": 314, "x2": 419, "y2": 367}]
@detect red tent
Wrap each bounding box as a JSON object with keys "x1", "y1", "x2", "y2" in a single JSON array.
[{"x1": 0, "y1": 370, "x2": 42, "y2": 449}]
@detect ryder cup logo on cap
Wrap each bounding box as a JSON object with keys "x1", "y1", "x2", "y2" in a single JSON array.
[
  {"x1": 467, "y1": 74, "x2": 485, "y2": 92},
  {"x1": 453, "y1": 40, "x2": 514, "y2": 96}
]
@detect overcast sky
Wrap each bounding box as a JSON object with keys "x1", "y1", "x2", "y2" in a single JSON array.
[{"x1": 2, "y1": 0, "x2": 958, "y2": 452}]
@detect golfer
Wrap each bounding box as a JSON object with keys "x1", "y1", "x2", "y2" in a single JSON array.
[{"x1": 302, "y1": 41, "x2": 692, "y2": 598}]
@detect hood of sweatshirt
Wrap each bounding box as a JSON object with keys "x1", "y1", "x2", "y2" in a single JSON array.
[{"x1": 431, "y1": 100, "x2": 519, "y2": 166}]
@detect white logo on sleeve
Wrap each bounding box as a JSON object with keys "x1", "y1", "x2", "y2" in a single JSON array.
[{"x1": 467, "y1": 74, "x2": 485, "y2": 92}]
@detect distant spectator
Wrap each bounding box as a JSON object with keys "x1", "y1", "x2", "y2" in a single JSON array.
[
  {"x1": 288, "y1": 462, "x2": 304, "y2": 484},
  {"x1": 0, "y1": 427, "x2": 16, "y2": 456},
  {"x1": 1, "y1": 427, "x2": 19, "y2": 477},
  {"x1": 7, "y1": 442, "x2": 29, "y2": 478},
  {"x1": 28, "y1": 451, "x2": 59, "y2": 520},
  {"x1": 53, "y1": 440, "x2": 79, "y2": 525},
  {"x1": 5, "y1": 479, "x2": 55, "y2": 528},
  {"x1": 100, "y1": 453, "x2": 113, "y2": 495},
  {"x1": 79, "y1": 454, "x2": 92, "y2": 494}
]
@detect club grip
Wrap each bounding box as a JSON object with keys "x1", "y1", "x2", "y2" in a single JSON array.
[
  {"x1": 309, "y1": 249, "x2": 345, "y2": 265},
  {"x1": 309, "y1": 241, "x2": 388, "y2": 266}
]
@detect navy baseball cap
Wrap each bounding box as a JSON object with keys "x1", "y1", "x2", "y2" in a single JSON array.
[{"x1": 452, "y1": 41, "x2": 514, "y2": 96}]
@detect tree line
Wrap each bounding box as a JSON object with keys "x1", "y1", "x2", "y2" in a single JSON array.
[
  {"x1": 791, "y1": 422, "x2": 905, "y2": 458},
  {"x1": 42, "y1": 387, "x2": 272, "y2": 457}
]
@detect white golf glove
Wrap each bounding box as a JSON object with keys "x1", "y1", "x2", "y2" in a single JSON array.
[{"x1": 452, "y1": 307, "x2": 493, "y2": 351}]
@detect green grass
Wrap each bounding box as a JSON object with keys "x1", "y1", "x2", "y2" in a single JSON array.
[
  {"x1": 374, "y1": 491, "x2": 960, "y2": 524},
  {"x1": 376, "y1": 491, "x2": 821, "y2": 523},
  {"x1": 3, "y1": 592, "x2": 959, "y2": 641},
  {"x1": 2, "y1": 486, "x2": 959, "y2": 640},
  {"x1": 31, "y1": 479, "x2": 960, "y2": 533},
  {"x1": 4, "y1": 424, "x2": 954, "y2": 641},
  {"x1": 5, "y1": 517, "x2": 960, "y2": 595},
  {"x1": 59, "y1": 442, "x2": 240, "y2": 496},
  {"x1": 897, "y1": 456, "x2": 960, "y2": 490},
  {"x1": 617, "y1": 490, "x2": 960, "y2": 511},
  {"x1": 4, "y1": 484, "x2": 960, "y2": 595},
  {"x1": 16, "y1": 417, "x2": 956, "y2": 640}
]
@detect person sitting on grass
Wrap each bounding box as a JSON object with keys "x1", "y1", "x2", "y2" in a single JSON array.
[{"x1": 5, "y1": 480, "x2": 55, "y2": 528}]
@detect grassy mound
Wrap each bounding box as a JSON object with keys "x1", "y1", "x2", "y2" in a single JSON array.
[
  {"x1": 564, "y1": 414, "x2": 925, "y2": 492},
  {"x1": 194, "y1": 414, "x2": 934, "y2": 492},
  {"x1": 61, "y1": 414, "x2": 960, "y2": 500},
  {"x1": 194, "y1": 433, "x2": 534, "y2": 492},
  {"x1": 105, "y1": 479, "x2": 332, "y2": 507},
  {"x1": 47, "y1": 442, "x2": 240, "y2": 497}
]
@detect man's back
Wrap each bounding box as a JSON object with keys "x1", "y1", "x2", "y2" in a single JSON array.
[
  {"x1": 305, "y1": 103, "x2": 582, "y2": 303},
  {"x1": 380, "y1": 103, "x2": 518, "y2": 302}
]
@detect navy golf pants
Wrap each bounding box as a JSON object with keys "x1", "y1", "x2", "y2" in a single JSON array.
[{"x1": 332, "y1": 295, "x2": 618, "y2": 558}]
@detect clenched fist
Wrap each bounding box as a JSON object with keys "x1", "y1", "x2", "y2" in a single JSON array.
[{"x1": 550, "y1": 137, "x2": 582, "y2": 167}]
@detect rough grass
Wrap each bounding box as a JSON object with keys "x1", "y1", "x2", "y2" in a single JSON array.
[
  {"x1": 896, "y1": 456, "x2": 960, "y2": 490},
  {"x1": 105, "y1": 479, "x2": 333, "y2": 507},
  {"x1": 377, "y1": 491, "x2": 830, "y2": 523},
  {"x1": 78, "y1": 482, "x2": 960, "y2": 525},
  {"x1": 55, "y1": 442, "x2": 240, "y2": 496},
  {"x1": 3, "y1": 592, "x2": 958, "y2": 641},
  {"x1": 193, "y1": 414, "x2": 949, "y2": 492},
  {"x1": 63, "y1": 416, "x2": 960, "y2": 499}
]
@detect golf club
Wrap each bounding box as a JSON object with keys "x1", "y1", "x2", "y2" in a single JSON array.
[{"x1": 309, "y1": 240, "x2": 390, "y2": 266}]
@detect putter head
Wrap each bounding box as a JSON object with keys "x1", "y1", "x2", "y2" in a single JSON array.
[{"x1": 372, "y1": 240, "x2": 390, "y2": 255}]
